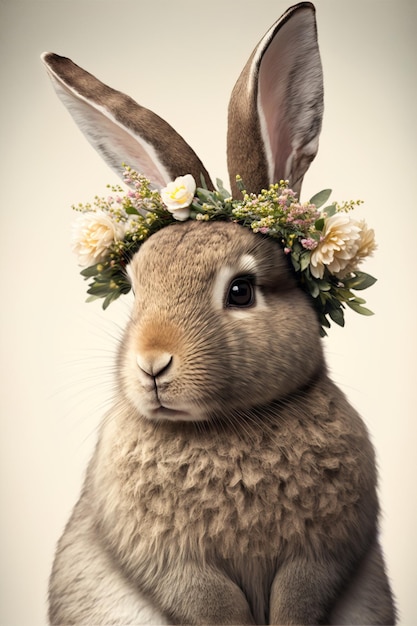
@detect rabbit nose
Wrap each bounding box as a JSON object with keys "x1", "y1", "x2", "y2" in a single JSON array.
[{"x1": 136, "y1": 352, "x2": 173, "y2": 378}]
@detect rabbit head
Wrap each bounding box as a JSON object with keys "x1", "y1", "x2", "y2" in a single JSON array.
[
  {"x1": 121, "y1": 219, "x2": 323, "y2": 423},
  {"x1": 42, "y1": 2, "x2": 325, "y2": 423}
]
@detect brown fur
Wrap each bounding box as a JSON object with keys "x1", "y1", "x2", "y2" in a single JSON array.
[
  {"x1": 43, "y1": 3, "x2": 396, "y2": 623},
  {"x1": 48, "y1": 222, "x2": 395, "y2": 624},
  {"x1": 227, "y1": 4, "x2": 324, "y2": 197}
]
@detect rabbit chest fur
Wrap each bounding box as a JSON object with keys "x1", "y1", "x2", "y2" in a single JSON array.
[
  {"x1": 56, "y1": 354, "x2": 380, "y2": 624},
  {"x1": 89, "y1": 375, "x2": 377, "y2": 612}
]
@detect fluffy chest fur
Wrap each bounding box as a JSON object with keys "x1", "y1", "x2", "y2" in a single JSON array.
[{"x1": 91, "y1": 378, "x2": 376, "y2": 576}]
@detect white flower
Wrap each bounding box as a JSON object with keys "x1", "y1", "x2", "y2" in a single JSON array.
[
  {"x1": 310, "y1": 213, "x2": 361, "y2": 279},
  {"x1": 338, "y1": 220, "x2": 377, "y2": 277},
  {"x1": 71, "y1": 210, "x2": 127, "y2": 266},
  {"x1": 160, "y1": 174, "x2": 196, "y2": 221}
]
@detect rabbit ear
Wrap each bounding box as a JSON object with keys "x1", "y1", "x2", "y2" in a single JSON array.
[
  {"x1": 41, "y1": 52, "x2": 212, "y2": 189},
  {"x1": 227, "y1": 2, "x2": 323, "y2": 197}
]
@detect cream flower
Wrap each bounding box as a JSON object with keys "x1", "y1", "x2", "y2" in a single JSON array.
[
  {"x1": 338, "y1": 220, "x2": 377, "y2": 277},
  {"x1": 310, "y1": 213, "x2": 361, "y2": 279},
  {"x1": 72, "y1": 210, "x2": 127, "y2": 267},
  {"x1": 160, "y1": 174, "x2": 196, "y2": 221}
]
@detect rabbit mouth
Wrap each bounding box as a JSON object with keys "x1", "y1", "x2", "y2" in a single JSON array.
[{"x1": 146, "y1": 405, "x2": 199, "y2": 423}]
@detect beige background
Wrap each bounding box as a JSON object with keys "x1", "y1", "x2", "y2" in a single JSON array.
[{"x1": 1, "y1": 0, "x2": 416, "y2": 624}]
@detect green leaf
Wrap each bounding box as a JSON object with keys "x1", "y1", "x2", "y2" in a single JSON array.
[
  {"x1": 318, "y1": 313, "x2": 331, "y2": 337},
  {"x1": 235, "y1": 176, "x2": 246, "y2": 194},
  {"x1": 344, "y1": 271, "x2": 377, "y2": 291},
  {"x1": 196, "y1": 188, "x2": 216, "y2": 203},
  {"x1": 318, "y1": 291, "x2": 328, "y2": 306},
  {"x1": 320, "y1": 314, "x2": 331, "y2": 328},
  {"x1": 306, "y1": 279, "x2": 320, "y2": 298},
  {"x1": 120, "y1": 282, "x2": 132, "y2": 295},
  {"x1": 316, "y1": 279, "x2": 331, "y2": 292},
  {"x1": 337, "y1": 288, "x2": 355, "y2": 301},
  {"x1": 346, "y1": 300, "x2": 374, "y2": 316},
  {"x1": 102, "y1": 289, "x2": 122, "y2": 310},
  {"x1": 199, "y1": 173, "x2": 209, "y2": 189},
  {"x1": 329, "y1": 307, "x2": 345, "y2": 326},
  {"x1": 125, "y1": 205, "x2": 140, "y2": 215},
  {"x1": 80, "y1": 264, "x2": 104, "y2": 278},
  {"x1": 87, "y1": 284, "x2": 111, "y2": 296},
  {"x1": 346, "y1": 300, "x2": 374, "y2": 315},
  {"x1": 309, "y1": 189, "x2": 332, "y2": 208},
  {"x1": 215, "y1": 179, "x2": 231, "y2": 199},
  {"x1": 85, "y1": 294, "x2": 101, "y2": 303},
  {"x1": 299, "y1": 251, "x2": 311, "y2": 272},
  {"x1": 323, "y1": 203, "x2": 337, "y2": 218},
  {"x1": 314, "y1": 217, "x2": 325, "y2": 232},
  {"x1": 291, "y1": 255, "x2": 301, "y2": 272},
  {"x1": 190, "y1": 201, "x2": 204, "y2": 214}
]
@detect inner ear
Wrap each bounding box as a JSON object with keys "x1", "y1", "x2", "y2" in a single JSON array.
[
  {"x1": 42, "y1": 52, "x2": 214, "y2": 190},
  {"x1": 227, "y1": 4, "x2": 323, "y2": 197},
  {"x1": 257, "y1": 6, "x2": 323, "y2": 191}
]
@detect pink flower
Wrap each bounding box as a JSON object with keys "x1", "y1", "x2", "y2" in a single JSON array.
[{"x1": 301, "y1": 237, "x2": 318, "y2": 251}]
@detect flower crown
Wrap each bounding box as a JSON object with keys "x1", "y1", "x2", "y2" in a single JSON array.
[{"x1": 72, "y1": 165, "x2": 376, "y2": 336}]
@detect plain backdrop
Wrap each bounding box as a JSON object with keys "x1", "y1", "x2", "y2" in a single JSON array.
[{"x1": 1, "y1": 0, "x2": 416, "y2": 624}]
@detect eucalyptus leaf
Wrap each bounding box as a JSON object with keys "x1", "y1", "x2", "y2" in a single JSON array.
[
  {"x1": 316, "y1": 278, "x2": 332, "y2": 292},
  {"x1": 120, "y1": 283, "x2": 132, "y2": 295},
  {"x1": 337, "y1": 288, "x2": 355, "y2": 301},
  {"x1": 344, "y1": 271, "x2": 377, "y2": 291},
  {"x1": 323, "y1": 203, "x2": 337, "y2": 217},
  {"x1": 307, "y1": 279, "x2": 320, "y2": 298},
  {"x1": 86, "y1": 294, "x2": 101, "y2": 303},
  {"x1": 87, "y1": 284, "x2": 111, "y2": 296},
  {"x1": 81, "y1": 265, "x2": 104, "y2": 278},
  {"x1": 190, "y1": 202, "x2": 205, "y2": 214},
  {"x1": 196, "y1": 188, "x2": 214, "y2": 202},
  {"x1": 319, "y1": 291, "x2": 329, "y2": 306},
  {"x1": 320, "y1": 314, "x2": 331, "y2": 328},
  {"x1": 199, "y1": 174, "x2": 209, "y2": 189},
  {"x1": 346, "y1": 300, "x2": 374, "y2": 316},
  {"x1": 215, "y1": 179, "x2": 231, "y2": 199},
  {"x1": 329, "y1": 307, "x2": 345, "y2": 326},
  {"x1": 290, "y1": 255, "x2": 301, "y2": 272},
  {"x1": 235, "y1": 177, "x2": 246, "y2": 194},
  {"x1": 309, "y1": 189, "x2": 332, "y2": 208},
  {"x1": 299, "y1": 252, "x2": 311, "y2": 272},
  {"x1": 103, "y1": 290, "x2": 121, "y2": 310}
]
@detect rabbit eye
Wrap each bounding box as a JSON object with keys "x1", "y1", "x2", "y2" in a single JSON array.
[{"x1": 226, "y1": 276, "x2": 255, "y2": 308}]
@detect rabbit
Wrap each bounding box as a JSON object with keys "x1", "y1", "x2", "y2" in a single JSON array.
[{"x1": 42, "y1": 2, "x2": 396, "y2": 625}]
